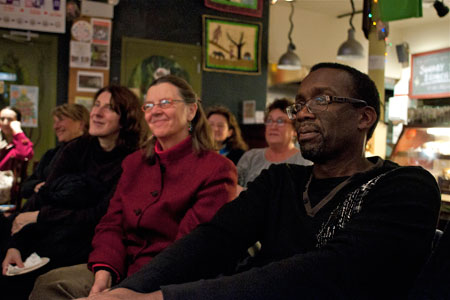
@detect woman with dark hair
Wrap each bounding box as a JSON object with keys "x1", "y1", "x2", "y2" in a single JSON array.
[
  {"x1": 21, "y1": 103, "x2": 90, "y2": 199},
  {"x1": 0, "y1": 86, "x2": 144, "y2": 300},
  {"x1": 207, "y1": 105, "x2": 248, "y2": 165},
  {"x1": 29, "y1": 75, "x2": 237, "y2": 300},
  {"x1": 237, "y1": 98, "x2": 311, "y2": 191},
  {"x1": 0, "y1": 106, "x2": 33, "y2": 170}
]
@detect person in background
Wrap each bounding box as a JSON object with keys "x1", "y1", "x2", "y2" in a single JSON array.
[
  {"x1": 29, "y1": 75, "x2": 237, "y2": 299},
  {"x1": 207, "y1": 105, "x2": 248, "y2": 165},
  {"x1": 71, "y1": 62, "x2": 440, "y2": 300},
  {"x1": 0, "y1": 85, "x2": 144, "y2": 300},
  {"x1": 0, "y1": 106, "x2": 33, "y2": 171},
  {"x1": 237, "y1": 98, "x2": 311, "y2": 192},
  {"x1": 20, "y1": 104, "x2": 90, "y2": 199}
]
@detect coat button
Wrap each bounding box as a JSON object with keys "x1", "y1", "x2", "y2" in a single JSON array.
[
  {"x1": 134, "y1": 208, "x2": 142, "y2": 216},
  {"x1": 151, "y1": 191, "x2": 159, "y2": 197}
]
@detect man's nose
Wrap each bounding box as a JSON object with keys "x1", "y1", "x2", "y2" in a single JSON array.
[{"x1": 297, "y1": 105, "x2": 314, "y2": 120}]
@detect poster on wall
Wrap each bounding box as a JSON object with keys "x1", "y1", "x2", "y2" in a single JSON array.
[
  {"x1": 70, "y1": 41, "x2": 91, "y2": 68},
  {"x1": 203, "y1": 15, "x2": 261, "y2": 75},
  {"x1": 0, "y1": 0, "x2": 66, "y2": 33},
  {"x1": 9, "y1": 85, "x2": 39, "y2": 128},
  {"x1": 76, "y1": 70, "x2": 103, "y2": 93},
  {"x1": 121, "y1": 37, "x2": 202, "y2": 100}
]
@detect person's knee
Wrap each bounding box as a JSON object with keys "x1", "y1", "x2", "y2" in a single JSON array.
[{"x1": 30, "y1": 264, "x2": 92, "y2": 300}]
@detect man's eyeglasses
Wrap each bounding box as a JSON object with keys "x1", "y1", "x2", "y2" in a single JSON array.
[
  {"x1": 141, "y1": 99, "x2": 185, "y2": 112},
  {"x1": 265, "y1": 118, "x2": 291, "y2": 127},
  {"x1": 286, "y1": 95, "x2": 368, "y2": 120}
]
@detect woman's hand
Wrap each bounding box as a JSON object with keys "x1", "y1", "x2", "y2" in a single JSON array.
[
  {"x1": 89, "y1": 270, "x2": 112, "y2": 296},
  {"x1": 77, "y1": 288, "x2": 163, "y2": 300},
  {"x1": 11, "y1": 211, "x2": 39, "y2": 235},
  {"x1": 9, "y1": 120, "x2": 23, "y2": 135},
  {"x1": 34, "y1": 182, "x2": 46, "y2": 193},
  {"x1": 1, "y1": 248, "x2": 24, "y2": 275}
]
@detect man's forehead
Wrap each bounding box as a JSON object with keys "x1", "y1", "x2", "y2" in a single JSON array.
[{"x1": 297, "y1": 68, "x2": 351, "y2": 97}]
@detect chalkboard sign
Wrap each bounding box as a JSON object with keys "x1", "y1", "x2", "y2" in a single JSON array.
[{"x1": 410, "y1": 47, "x2": 450, "y2": 99}]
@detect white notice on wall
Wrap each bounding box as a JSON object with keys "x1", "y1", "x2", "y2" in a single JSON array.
[{"x1": 0, "y1": 0, "x2": 66, "y2": 33}]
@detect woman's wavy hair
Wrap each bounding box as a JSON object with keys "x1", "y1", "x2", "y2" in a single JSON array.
[
  {"x1": 93, "y1": 85, "x2": 144, "y2": 152},
  {"x1": 206, "y1": 105, "x2": 248, "y2": 152},
  {"x1": 52, "y1": 103, "x2": 90, "y2": 135},
  {"x1": 143, "y1": 75, "x2": 214, "y2": 164}
]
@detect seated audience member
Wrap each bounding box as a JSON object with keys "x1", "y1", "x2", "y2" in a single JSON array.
[
  {"x1": 0, "y1": 85, "x2": 143, "y2": 300},
  {"x1": 207, "y1": 105, "x2": 248, "y2": 165},
  {"x1": 0, "y1": 106, "x2": 33, "y2": 171},
  {"x1": 29, "y1": 75, "x2": 237, "y2": 299},
  {"x1": 237, "y1": 98, "x2": 311, "y2": 190},
  {"x1": 409, "y1": 223, "x2": 450, "y2": 299},
  {"x1": 20, "y1": 103, "x2": 90, "y2": 199},
  {"x1": 73, "y1": 63, "x2": 441, "y2": 300}
]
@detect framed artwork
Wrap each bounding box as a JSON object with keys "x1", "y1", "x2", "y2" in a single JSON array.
[
  {"x1": 204, "y1": 0, "x2": 263, "y2": 18},
  {"x1": 203, "y1": 15, "x2": 261, "y2": 75},
  {"x1": 76, "y1": 71, "x2": 104, "y2": 93},
  {"x1": 121, "y1": 37, "x2": 202, "y2": 100}
]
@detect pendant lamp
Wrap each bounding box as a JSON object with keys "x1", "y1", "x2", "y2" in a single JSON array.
[
  {"x1": 278, "y1": 1, "x2": 301, "y2": 70},
  {"x1": 337, "y1": 0, "x2": 364, "y2": 60}
]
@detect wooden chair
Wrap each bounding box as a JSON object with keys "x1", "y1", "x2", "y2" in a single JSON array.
[{"x1": 9, "y1": 158, "x2": 29, "y2": 211}]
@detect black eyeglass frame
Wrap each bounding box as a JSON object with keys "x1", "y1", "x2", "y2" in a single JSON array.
[{"x1": 286, "y1": 95, "x2": 368, "y2": 120}]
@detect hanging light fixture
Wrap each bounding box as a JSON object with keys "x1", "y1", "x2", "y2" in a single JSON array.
[
  {"x1": 337, "y1": 0, "x2": 364, "y2": 60},
  {"x1": 434, "y1": 0, "x2": 449, "y2": 17},
  {"x1": 277, "y1": 1, "x2": 301, "y2": 70}
]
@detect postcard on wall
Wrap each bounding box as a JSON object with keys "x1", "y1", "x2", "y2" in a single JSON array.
[
  {"x1": 242, "y1": 100, "x2": 256, "y2": 124},
  {"x1": 75, "y1": 96, "x2": 94, "y2": 111},
  {"x1": 70, "y1": 41, "x2": 91, "y2": 68},
  {"x1": 91, "y1": 18, "x2": 112, "y2": 45},
  {"x1": 203, "y1": 15, "x2": 261, "y2": 75},
  {"x1": 76, "y1": 71, "x2": 104, "y2": 93},
  {"x1": 9, "y1": 85, "x2": 39, "y2": 128},
  {"x1": 91, "y1": 44, "x2": 110, "y2": 69}
]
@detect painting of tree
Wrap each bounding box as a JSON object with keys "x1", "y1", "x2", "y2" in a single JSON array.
[{"x1": 203, "y1": 15, "x2": 261, "y2": 75}]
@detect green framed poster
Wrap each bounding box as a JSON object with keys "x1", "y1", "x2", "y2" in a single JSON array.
[
  {"x1": 121, "y1": 37, "x2": 202, "y2": 100},
  {"x1": 203, "y1": 15, "x2": 261, "y2": 75}
]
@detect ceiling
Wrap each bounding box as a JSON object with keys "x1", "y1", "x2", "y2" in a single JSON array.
[{"x1": 274, "y1": 0, "x2": 450, "y2": 29}]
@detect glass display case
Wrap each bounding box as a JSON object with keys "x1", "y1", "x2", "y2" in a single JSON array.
[{"x1": 389, "y1": 125, "x2": 450, "y2": 227}]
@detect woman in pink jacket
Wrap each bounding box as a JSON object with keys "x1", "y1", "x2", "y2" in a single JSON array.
[
  {"x1": 30, "y1": 75, "x2": 237, "y2": 300},
  {"x1": 0, "y1": 106, "x2": 33, "y2": 171}
]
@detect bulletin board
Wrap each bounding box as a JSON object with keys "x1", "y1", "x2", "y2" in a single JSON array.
[{"x1": 68, "y1": 17, "x2": 111, "y2": 107}]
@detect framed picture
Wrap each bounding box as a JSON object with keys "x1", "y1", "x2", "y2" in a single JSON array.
[
  {"x1": 203, "y1": 15, "x2": 261, "y2": 75},
  {"x1": 204, "y1": 0, "x2": 263, "y2": 18},
  {"x1": 76, "y1": 71, "x2": 104, "y2": 93},
  {"x1": 121, "y1": 37, "x2": 202, "y2": 100}
]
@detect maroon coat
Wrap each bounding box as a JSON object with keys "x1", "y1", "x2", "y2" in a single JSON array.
[{"x1": 88, "y1": 137, "x2": 237, "y2": 280}]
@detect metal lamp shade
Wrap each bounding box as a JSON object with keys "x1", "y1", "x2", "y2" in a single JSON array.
[
  {"x1": 337, "y1": 28, "x2": 364, "y2": 60},
  {"x1": 278, "y1": 44, "x2": 301, "y2": 70}
]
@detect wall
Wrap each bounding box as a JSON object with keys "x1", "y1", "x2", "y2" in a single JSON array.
[{"x1": 110, "y1": 0, "x2": 270, "y2": 118}]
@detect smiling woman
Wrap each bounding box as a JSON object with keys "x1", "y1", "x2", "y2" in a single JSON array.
[
  {"x1": 20, "y1": 103, "x2": 90, "y2": 200},
  {"x1": 237, "y1": 98, "x2": 312, "y2": 189},
  {"x1": 28, "y1": 76, "x2": 237, "y2": 299}
]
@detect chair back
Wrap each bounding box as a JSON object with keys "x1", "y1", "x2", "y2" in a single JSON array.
[{"x1": 9, "y1": 158, "x2": 29, "y2": 210}]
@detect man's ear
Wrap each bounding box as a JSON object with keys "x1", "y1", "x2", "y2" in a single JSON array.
[{"x1": 357, "y1": 106, "x2": 377, "y2": 132}]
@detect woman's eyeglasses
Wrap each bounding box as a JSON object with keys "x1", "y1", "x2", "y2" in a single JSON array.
[
  {"x1": 265, "y1": 118, "x2": 291, "y2": 127},
  {"x1": 141, "y1": 99, "x2": 185, "y2": 112},
  {"x1": 286, "y1": 95, "x2": 367, "y2": 120}
]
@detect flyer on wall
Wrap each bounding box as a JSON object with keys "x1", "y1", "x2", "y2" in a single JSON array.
[{"x1": 0, "y1": 0, "x2": 66, "y2": 33}]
